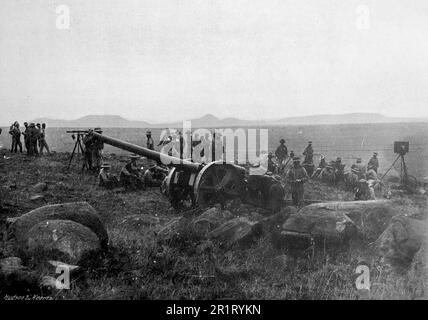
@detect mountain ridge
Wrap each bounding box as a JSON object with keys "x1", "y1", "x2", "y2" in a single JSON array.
[{"x1": 21, "y1": 112, "x2": 428, "y2": 128}]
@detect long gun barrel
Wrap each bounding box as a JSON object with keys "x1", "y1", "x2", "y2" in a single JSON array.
[{"x1": 90, "y1": 131, "x2": 201, "y2": 172}]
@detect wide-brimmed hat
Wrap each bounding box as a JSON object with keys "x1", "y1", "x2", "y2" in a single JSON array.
[
  {"x1": 373, "y1": 152, "x2": 378, "y2": 156},
  {"x1": 356, "y1": 158, "x2": 362, "y2": 163},
  {"x1": 293, "y1": 156, "x2": 300, "y2": 162},
  {"x1": 94, "y1": 127, "x2": 103, "y2": 133},
  {"x1": 146, "y1": 130, "x2": 152, "y2": 135},
  {"x1": 308, "y1": 141, "x2": 312, "y2": 144},
  {"x1": 29, "y1": 123, "x2": 35, "y2": 127},
  {"x1": 279, "y1": 138, "x2": 285, "y2": 144},
  {"x1": 130, "y1": 154, "x2": 140, "y2": 160},
  {"x1": 101, "y1": 163, "x2": 111, "y2": 169}
]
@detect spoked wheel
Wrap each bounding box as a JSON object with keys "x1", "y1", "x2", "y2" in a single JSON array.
[{"x1": 194, "y1": 161, "x2": 246, "y2": 209}]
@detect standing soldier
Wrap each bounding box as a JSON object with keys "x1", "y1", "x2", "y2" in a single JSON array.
[
  {"x1": 28, "y1": 123, "x2": 39, "y2": 155},
  {"x1": 275, "y1": 139, "x2": 288, "y2": 166},
  {"x1": 10, "y1": 122, "x2": 22, "y2": 153},
  {"x1": 303, "y1": 141, "x2": 314, "y2": 164},
  {"x1": 98, "y1": 163, "x2": 119, "y2": 189},
  {"x1": 287, "y1": 157, "x2": 309, "y2": 206},
  {"x1": 267, "y1": 152, "x2": 277, "y2": 173},
  {"x1": 38, "y1": 123, "x2": 50, "y2": 155},
  {"x1": 36, "y1": 123, "x2": 42, "y2": 151},
  {"x1": 22, "y1": 122, "x2": 30, "y2": 153},
  {"x1": 146, "y1": 130, "x2": 154, "y2": 150},
  {"x1": 368, "y1": 152, "x2": 379, "y2": 173},
  {"x1": 83, "y1": 132, "x2": 93, "y2": 171},
  {"x1": 351, "y1": 158, "x2": 366, "y2": 179},
  {"x1": 91, "y1": 127, "x2": 104, "y2": 172}
]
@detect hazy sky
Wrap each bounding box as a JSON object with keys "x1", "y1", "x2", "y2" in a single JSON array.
[{"x1": 1, "y1": 0, "x2": 428, "y2": 124}]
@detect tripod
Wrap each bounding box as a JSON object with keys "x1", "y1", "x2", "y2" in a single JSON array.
[
  {"x1": 380, "y1": 152, "x2": 408, "y2": 185},
  {"x1": 67, "y1": 133, "x2": 87, "y2": 171}
]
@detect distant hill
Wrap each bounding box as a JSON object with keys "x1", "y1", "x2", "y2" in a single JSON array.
[
  {"x1": 28, "y1": 113, "x2": 428, "y2": 128},
  {"x1": 30, "y1": 115, "x2": 151, "y2": 128}
]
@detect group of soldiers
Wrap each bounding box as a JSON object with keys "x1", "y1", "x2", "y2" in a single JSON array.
[
  {"x1": 83, "y1": 128, "x2": 169, "y2": 190},
  {"x1": 268, "y1": 139, "x2": 381, "y2": 205},
  {"x1": 6, "y1": 121, "x2": 50, "y2": 155},
  {"x1": 98, "y1": 154, "x2": 168, "y2": 191}
]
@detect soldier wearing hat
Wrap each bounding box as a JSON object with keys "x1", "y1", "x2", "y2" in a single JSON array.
[
  {"x1": 286, "y1": 156, "x2": 309, "y2": 206},
  {"x1": 311, "y1": 154, "x2": 327, "y2": 179},
  {"x1": 344, "y1": 167, "x2": 360, "y2": 191},
  {"x1": 275, "y1": 138, "x2": 288, "y2": 161},
  {"x1": 319, "y1": 162, "x2": 336, "y2": 184},
  {"x1": 368, "y1": 152, "x2": 379, "y2": 173},
  {"x1": 267, "y1": 152, "x2": 277, "y2": 173},
  {"x1": 27, "y1": 122, "x2": 39, "y2": 155},
  {"x1": 38, "y1": 123, "x2": 50, "y2": 155},
  {"x1": 9, "y1": 121, "x2": 22, "y2": 153},
  {"x1": 120, "y1": 154, "x2": 145, "y2": 189},
  {"x1": 351, "y1": 157, "x2": 366, "y2": 179},
  {"x1": 22, "y1": 122, "x2": 30, "y2": 153},
  {"x1": 98, "y1": 163, "x2": 119, "y2": 189},
  {"x1": 303, "y1": 141, "x2": 314, "y2": 165},
  {"x1": 146, "y1": 130, "x2": 154, "y2": 150},
  {"x1": 92, "y1": 127, "x2": 104, "y2": 172}
]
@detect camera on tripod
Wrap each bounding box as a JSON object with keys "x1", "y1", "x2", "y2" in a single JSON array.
[{"x1": 394, "y1": 141, "x2": 409, "y2": 155}]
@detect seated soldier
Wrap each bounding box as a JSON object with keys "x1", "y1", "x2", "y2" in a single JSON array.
[
  {"x1": 98, "y1": 163, "x2": 119, "y2": 189},
  {"x1": 311, "y1": 154, "x2": 327, "y2": 179},
  {"x1": 351, "y1": 158, "x2": 366, "y2": 179},
  {"x1": 120, "y1": 155, "x2": 145, "y2": 189},
  {"x1": 344, "y1": 167, "x2": 359, "y2": 191},
  {"x1": 365, "y1": 164, "x2": 379, "y2": 199},
  {"x1": 143, "y1": 164, "x2": 169, "y2": 187},
  {"x1": 319, "y1": 163, "x2": 336, "y2": 184}
]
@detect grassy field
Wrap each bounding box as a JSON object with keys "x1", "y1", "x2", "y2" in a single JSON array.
[{"x1": 1, "y1": 152, "x2": 426, "y2": 300}]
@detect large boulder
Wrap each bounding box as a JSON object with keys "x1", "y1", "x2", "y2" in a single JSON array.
[
  {"x1": 23, "y1": 219, "x2": 101, "y2": 264},
  {"x1": 375, "y1": 216, "x2": 427, "y2": 268},
  {"x1": 208, "y1": 217, "x2": 263, "y2": 248},
  {"x1": 275, "y1": 204, "x2": 359, "y2": 249},
  {"x1": 305, "y1": 200, "x2": 398, "y2": 241},
  {"x1": 9, "y1": 202, "x2": 108, "y2": 247}
]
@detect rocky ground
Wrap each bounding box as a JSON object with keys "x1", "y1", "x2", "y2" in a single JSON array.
[{"x1": 0, "y1": 151, "x2": 427, "y2": 300}]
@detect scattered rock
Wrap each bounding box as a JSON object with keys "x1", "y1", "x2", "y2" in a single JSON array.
[
  {"x1": 32, "y1": 182, "x2": 48, "y2": 193},
  {"x1": 195, "y1": 240, "x2": 214, "y2": 254},
  {"x1": 309, "y1": 200, "x2": 399, "y2": 242},
  {"x1": 208, "y1": 217, "x2": 263, "y2": 248},
  {"x1": 9, "y1": 202, "x2": 108, "y2": 247},
  {"x1": 261, "y1": 206, "x2": 297, "y2": 233},
  {"x1": 192, "y1": 207, "x2": 234, "y2": 236},
  {"x1": 23, "y1": 219, "x2": 102, "y2": 264},
  {"x1": 119, "y1": 214, "x2": 161, "y2": 230},
  {"x1": 157, "y1": 217, "x2": 187, "y2": 243},
  {"x1": 30, "y1": 195, "x2": 45, "y2": 201},
  {"x1": 375, "y1": 216, "x2": 427, "y2": 269},
  {"x1": 0, "y1": 257, "x2": 24, "y2": 275},
  {"x1": 275, "y1": 204, "x2": 359, "y2": 249}
]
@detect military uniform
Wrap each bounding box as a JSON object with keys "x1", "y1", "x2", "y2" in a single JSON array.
[
  {"x1": 275, "y1": 139, "x2": 288, "y2": 163},
  {"x1": 22, "y1": 123, "x2": 30, "y2": 153},
  {"x1": 368, "y1": 153, "x2": 379, "y2": 173},
  {"x1": 38, "y1": 124, "x2": 50, "y2": 154},
  {"x1": 303, "y1": 142, "x2": 314, "y2": 164},
  {"x1": 9, "y1": 122, "x2": 22, "y2": 153},
  {"x1": 98, "y1": 164, "x2": 119, "y2": 189},
  {"x1": 146, "y1": 130, "x2": 154, "y2": 150},
  {"x1": 28, "y1": 123, "x2": 39, "y2": 155},
  {"x1": 287, "y1": 158, "x2": 308, "y2": 206},
  {"x1": 120, "y1": 156, "x2": 145, "y2": 189}
]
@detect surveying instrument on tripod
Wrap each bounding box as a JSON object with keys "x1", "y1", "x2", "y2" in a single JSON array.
[{"x1": 66, "y1": 130, "x2": 89, "y2": 171}]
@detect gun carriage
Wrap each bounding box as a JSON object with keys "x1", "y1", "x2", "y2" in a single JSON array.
[{"x1": 87, "y1": 130, "x2": 283, "y2": 211}]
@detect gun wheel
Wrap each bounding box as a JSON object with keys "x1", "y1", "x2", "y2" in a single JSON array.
[{"x1": 194, "y1": 161, "x2": 245, "y2": 209}]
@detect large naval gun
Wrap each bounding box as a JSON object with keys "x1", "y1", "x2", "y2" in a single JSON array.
[{"x1": 88, "y1": 130, "x2": 284, "y2": 211}]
